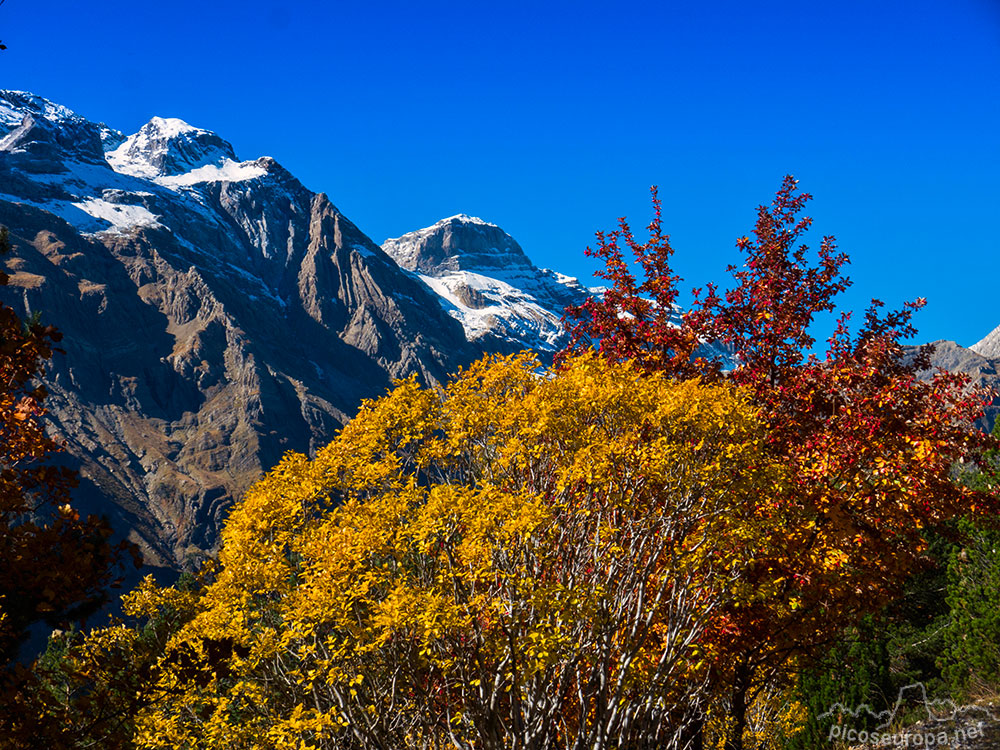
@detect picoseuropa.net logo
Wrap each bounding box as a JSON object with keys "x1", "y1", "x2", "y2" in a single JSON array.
[{"x1": 819, "y1": 682, "x2": 996, "y2": 747}]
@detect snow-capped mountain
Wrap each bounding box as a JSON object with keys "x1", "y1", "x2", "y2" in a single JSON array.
[
  {"x1": 383, "y1": 215, "x2": 591, "y2": 354},
  {"x1": 0, "y1": 90, "x2": 475, "y2": 568}
]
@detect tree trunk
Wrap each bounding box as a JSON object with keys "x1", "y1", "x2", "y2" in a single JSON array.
[
  {"x1": 724, "y1": 660, "x2": 751, "y2": 750},
  {"x1": 689, "y1": 717, "x2": 705, "y2": 750}
]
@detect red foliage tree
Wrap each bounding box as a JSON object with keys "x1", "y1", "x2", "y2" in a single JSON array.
[{"x1": 562, "y1": 177, "x2": 997, "y2": 749}]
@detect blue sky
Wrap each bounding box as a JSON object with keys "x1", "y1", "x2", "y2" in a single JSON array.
[{"x1": 2, "y1": 0, "x2": 998, "y2": 346}]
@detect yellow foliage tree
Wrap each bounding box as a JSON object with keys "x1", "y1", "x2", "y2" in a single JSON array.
[{"x1": 91, "y1": 353, "x2": 781, "y2": 749}]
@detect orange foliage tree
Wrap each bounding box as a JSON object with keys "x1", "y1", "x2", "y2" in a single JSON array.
[{"x1": 562, "y1": 177, "x2": 997, "y2": 749}]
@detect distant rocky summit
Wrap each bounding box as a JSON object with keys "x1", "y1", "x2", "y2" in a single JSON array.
[{"x1": 383, "y1": 215, "x2": 593, "y2": 355}]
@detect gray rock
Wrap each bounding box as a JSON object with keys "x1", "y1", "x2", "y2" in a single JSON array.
[{"x1": 904, "y1": 340, "x2": 1000, "y2": 432}]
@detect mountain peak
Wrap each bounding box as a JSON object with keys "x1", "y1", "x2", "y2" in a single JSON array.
[
  {"x1": 107, "y1": 116, "x2": 237, "y2": 178},
  {"x1": 435, "y1": 214, "x2": 497, "y2": 228},
  {"x1": 145, "y1": 116, "x2": 200, "y2": 136},
  {"x1": 383, "y1": 215, "x2": 533, "y2": 276}
]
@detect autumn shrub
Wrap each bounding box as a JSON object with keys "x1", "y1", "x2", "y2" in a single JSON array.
[
  {"x1": 104, "y1": 352, "x2": 785, "y2": 750},
  {"x1": 3, "y1": 574, "x2": 202, "y2": 749},
  {"x1": 784, "y1": 421, "x2": 1000, "y2": 745}
]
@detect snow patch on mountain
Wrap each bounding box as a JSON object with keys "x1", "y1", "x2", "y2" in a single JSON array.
[
  {"x1": 156, "y1": 159, "x2": 268, "y2": 188},
  {"x1": 73, "y1": 197, "x2": 161, "y2": 233},
  {"x1": 0, "y1": 192, "x2": 158, "y2": 235},
  {"x1": 416, "y1": 270, "x2": 572, "y2": 349}
]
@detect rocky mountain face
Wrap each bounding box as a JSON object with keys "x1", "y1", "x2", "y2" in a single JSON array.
[
  {"x1": 905, "y1": 340, "x2": 1000, "y2": 432},
  {"x1": 0, "y1": 91, "x2": 477, "y2": 569},
  {"x1": 382, "y1": 215, "x2": 592, "y2": 355},
  {"x1": 962, "y1": 326, "x2": 1000, "y2": 430}
]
